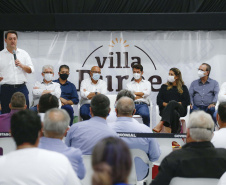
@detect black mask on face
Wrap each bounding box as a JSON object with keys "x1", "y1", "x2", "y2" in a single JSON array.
[{"x1": 60, "y1": 74, "x2": 69, "y2": 80}]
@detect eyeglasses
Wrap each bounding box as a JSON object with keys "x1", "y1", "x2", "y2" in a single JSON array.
[{"x1": 91, "y1": 71, "x2": 101, "y2": 74}]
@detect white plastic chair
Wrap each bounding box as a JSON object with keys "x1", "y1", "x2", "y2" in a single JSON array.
[
  {"x1": 169, "y1": 177, "x2": 219, "y2": 185},
  {"x1": 81, "y1": 155, "x2": 93, "y2": 185},
  {"x1": 129, "y1": 149, "x2": 153, "y2": 185},
  {"x1": 156, "y1": 105, "x2": 190, "y2": 133}
]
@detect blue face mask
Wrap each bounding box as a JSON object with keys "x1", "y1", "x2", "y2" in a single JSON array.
[{"x1": 92, "y1": 73, "x2": 100, "y2": 81}]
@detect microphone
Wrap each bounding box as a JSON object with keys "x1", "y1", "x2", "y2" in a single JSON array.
[{"x1": 13, "y1": 50, "x2": 17, "y2": 67}]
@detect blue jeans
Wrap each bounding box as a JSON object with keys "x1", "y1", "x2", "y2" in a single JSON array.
[
  {"x1": 30, "y1": 105, "x2": 38, "y2": 113},
  {"x1": 191, "y1": 105, "x2": 215, "y2": 122},
  {"x1": 80, "y1": 104, "x2": 91, "y2": 120},
  {"x1": 61, "y1": 104, "x2": 74, "y2": 126},
  {"x1": 135, "y1": 103, "x2": 150, "y2": 127}
]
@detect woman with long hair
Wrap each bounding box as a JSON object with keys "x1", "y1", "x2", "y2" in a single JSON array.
[
  {"x1": 92, "y1": 137, "x2": 132, "y2": 185},
  {"x1": 153, "y1": 68, "x2": 190, "y2": 133}
]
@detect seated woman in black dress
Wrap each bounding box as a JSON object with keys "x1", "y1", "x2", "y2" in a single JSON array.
[{"x1": 153, "y1": 68, "x2": 190, "y2": 133}]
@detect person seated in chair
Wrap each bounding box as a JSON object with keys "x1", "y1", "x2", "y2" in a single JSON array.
[
  {"x1": 153, "y1": 68, "x2": 190, "y2": 133},
  {"x1": 53, "y1": 65, "x2": 79, "y2": 126},
  {"x1": 126, "y1": 64, "x2": 151, "y2": 127},
  {"x1": 151, "y1": 111, "x2": 226, "y2": 185}
]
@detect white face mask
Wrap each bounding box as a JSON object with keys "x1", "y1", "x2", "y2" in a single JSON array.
[
  {"x1": 198, "y1": 70, "x2": 206, "y2": 78},
  {"x1": 92, "y1": 73, "x2": 100, "y2": 81},
  {"x1": 168, "y1": 75, "x2": 175, "y2": 83},
  {"x1": 44, "y1": 73, "x2": 53, "y2": 81},
  {"x1": 133, "y1": 73, "x2": 141, "y2": 80}
]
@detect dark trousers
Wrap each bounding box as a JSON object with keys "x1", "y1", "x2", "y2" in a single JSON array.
[
  {"x1": 191, "y1": 105, "x2": 215, "y2": 122},
  {"x1": 61, "y1": 104, "x2": 74, "y2": 126},
  {"x1": 160, "y1": 100, "x2": 185, "y2": 133},
  {"x1": 0, "y1": 84, "x2": 29, "y2": 114},
  {"x1": 80, "y1": 104, "x2": 91, "y2": 120}
]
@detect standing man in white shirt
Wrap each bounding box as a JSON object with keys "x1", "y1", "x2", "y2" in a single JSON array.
[
  {"x1": 31, "y1": 65, "x2": 61, "y2": 112},
  {"x1": 80, "y1": 66, "x2": 107, "y2": 120},
  {"x1": 126, "y1": 64, "x2": 151, "y2": 126},
  {"x1": 0, "y1": 30, "x2": 34, "y2": 114}
]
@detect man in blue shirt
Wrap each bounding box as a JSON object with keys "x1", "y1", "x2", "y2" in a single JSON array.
[
  {"x1": 65, "y1": 94, "x2": 118, "y2": 155},
  {"x1": 53, "y1": 65, "x2": 79, "y2": 125},
  {"x1": 109, "y1": 96, "x2": 161, "y2": 181},
  {"x1": 189, "y1": 63, "x2": 219, "y2": 121},
  {"x1": 39, "y1": 108, "x2": 85, "y2": 179}
]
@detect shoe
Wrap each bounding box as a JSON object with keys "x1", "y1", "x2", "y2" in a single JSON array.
[{"x1": 172, "y1": 141, "x2": 180, "y2": 147}]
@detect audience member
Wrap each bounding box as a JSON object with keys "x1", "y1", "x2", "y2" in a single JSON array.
[
  {"x1": 39, "y1": 108, "x2": 85, "y2": 179},
  {"x1": 218, "y1": 172, "x2": 226, "y2": 185},
  {"x1": 0, "y1": 92, "x2": 26, "y2": 132},
  {"x1": 53, "y1": 65, "x2": 79, "y2": 125},
  {"x1": 126, "y1": 64, "x2": 151, "y2": 126},
  {"x1": 0, "y1": 110, "x2": 81, "y2": 185},
  {"x1": 80, "y1": 66, "x2": 107, "y2": 120},
  {"x1": 151, "y1": 111, "x2": 226, "y2": 185},
  {"x1": 65, "y1": 94, "x2": 117, "y2": 154},
  {"x1": 211, "y1": 102, "x2": 226, "y2": 148},
  {"x1": 109, "y1": 97, "x2": 160, "y2": 181},
  {"x1": 37, "y1": 93, "x2": 59, "y2": 122},
  {"x1": 0, "y1": 30, "x2": 34, "y2": 113},
  {"x1": 31, "y1": 65, "x2": 61, "y2": 112},
  {"x1": 189, "y1": 63, "x2": 219, "y2": 122},
  {"x1": 107, "y1": 89, "x2": 135, "y2": 123},
  {"x1": 154, "y1": 68, "x2": 190, "y2": 133},
  {"x1": 92, "y1": 137, "x2": 132, "y2": 185}
]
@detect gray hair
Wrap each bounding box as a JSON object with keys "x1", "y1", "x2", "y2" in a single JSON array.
[
  {"x1": 116, "y1": 97, "x2": 135, "y2": 116},
  {"x1": 188, "y1": 111, "x2": 214, "y2": 141},
  {"x1": 116, "y1": 89, "x2": 135, "y2": 101},
  {"x1": 43, "y1": 108, "x2": 70, "y2": 137},
  {"x1": 42, "y1": 65, "x2": 54, "y2": 72}
]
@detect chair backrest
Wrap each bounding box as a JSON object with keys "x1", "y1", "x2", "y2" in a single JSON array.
[
  {"x1": 129, "y1": 149, "x2": 152, "y2": 185},
  {"x1": 169, "y1": 177, "x2": 219, "y2": 185},
  {"x1": 81, "y1": 155, "x2": 93, "y2": 185}
]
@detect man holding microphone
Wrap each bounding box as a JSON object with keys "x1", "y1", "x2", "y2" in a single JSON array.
[{"x1": 0, "y1": 30, "x2": 34, "y2": 113}]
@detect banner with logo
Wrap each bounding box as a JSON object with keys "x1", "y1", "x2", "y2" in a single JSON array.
[{"x1": 14, "y1": 31, "x2": 226, "y2": 122}]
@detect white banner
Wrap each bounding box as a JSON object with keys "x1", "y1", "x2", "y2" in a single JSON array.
[{"x1": 12, "y1": 31, "x2": 226, "y2": 122}]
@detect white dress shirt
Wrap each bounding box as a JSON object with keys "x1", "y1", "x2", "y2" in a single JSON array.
[
  {"x1": 0, "y1": 48, "x2": 34, "y2": 85},
  {"x1": 126, "y1": 79, "x2": 151, "y2": 105},
  {"x1": 32, "y1": 81, "x2": 61, "y2": 106},
  {"x1": 0, "y1": 148, "x2": 81, "y2": 185},
  {"x1": 80, "y1": 78, "x2": 107, "y2": 106},
  {"x1": 218, "y1": 82, "x2": 226, "y2": 103},
  {"x1": 211, "y1": 128, "x2": 226, "y2": 149}
]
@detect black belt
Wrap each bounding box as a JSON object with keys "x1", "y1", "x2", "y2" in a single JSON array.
[
  {"x1": 134, "y1": 102, "x2": 147, "y2": 105},
  {"x1": 2, "y1": 83, "x2": 25, "y2": 88}
]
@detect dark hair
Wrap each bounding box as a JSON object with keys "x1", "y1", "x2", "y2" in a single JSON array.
[
  {"x1": 11, "y1": 110, "x2": 42, "y2": 146},
  {"x1": 218, "y1": 102, "x2": 226, "y2": 122},
  {"x1": 5, "y1": 30, "x2": 18, "y2": 39},
  {"x1": 91, "y1": 94, "x2": 110, "y2": 117},
  {"x1": 116, "y1": 89, "x2": 135, "y2": 101},
  {"x1": 92, "y1": 137, "x2": 132, "y2": 185},
  {"x1": 10, "y1": 92, "x2": 26, "y2": 109},
  {"x1": 38, "y1": 94, "x2": 59, "y2": 113},
  {"x1": 132, "y1": 64, "x2": 143, "y2": 72},
  {"x1": 59, "y1": 65, "x2": 70, "y2": 72},
  {"x1": 202, "y1": 63, "x2": 211, "y2": 76}
]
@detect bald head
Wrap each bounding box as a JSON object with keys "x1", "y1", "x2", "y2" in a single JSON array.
[
  {"x1": 116, "y1": 97, "x2": 135, "y2": 117},
  {"x1": 43, "y1": 108, "x2": 70, "y2": 138}
]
